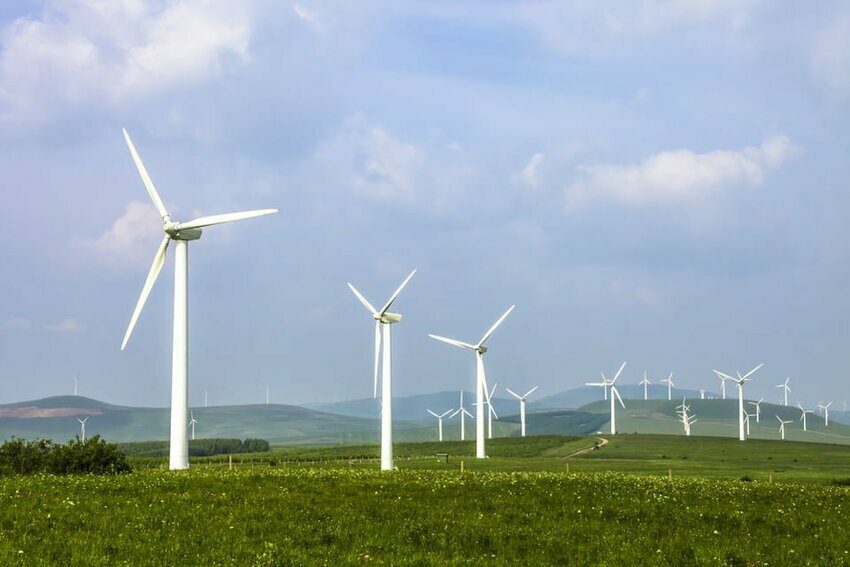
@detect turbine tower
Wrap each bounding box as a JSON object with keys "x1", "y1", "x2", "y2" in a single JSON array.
[
  {"x1": 776, "y1": 378, "x2": 791, "y2": 406},
  {"x1": 717, "y1": 373, "x2": 728, "y2": 400},
  {"x1": 189, "y1": 410, "x2": 198, "y2": 441},
  {"x1": 450, "y1": 391, "x2": 473, "y2": 440},
  {"x1": 714, "y1": 363, "x2": 763, "y2": 441},
  {"x1": 506, "y1": 385, "x2": 539, "y2": 437},
  {"x1": 639, "y1": 372, "x2": 651, "y2": 400},
  {"x1": 118, "y1": 129, "x2": 278, "y2": 470},
  {"x1": 77, "y1": 417, "x2": 88, "y2": 442},
  {"x1": 586, "y1": 362, "x2": 627, "y2": 435},
  {"x1": 818, "y1": 401, "x2": 833, "y2": 427},
  {"x1": 776, "y1": 415, "x2": 792, "y2": 440},
  {"x1": 798, "y1": 404, "x2": 811, "y2": 432},
  {"x1": 348, "y1": 269, "x2": 416, "y2": 471},
  {"x1": 427, "y1": 409, "x2": 452, "y2": 442},
  {"x1": 429, "y1": 305, "x2": 515, "y2": 459},
  {"x1": 486, "y1": 383, "x2": 498, "y2": 439},
  {"x1": 74, "y1": 377, "x2": 78, "y2": 397},
  {"x1": 662, "y1": 372, "x2": 674, "y2": 401}
]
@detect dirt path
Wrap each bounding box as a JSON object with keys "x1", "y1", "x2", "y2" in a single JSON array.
[{"x1": 562, "y1": 436, "x2": 608, "y2": 459}]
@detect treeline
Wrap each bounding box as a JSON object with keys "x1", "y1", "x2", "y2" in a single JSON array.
[
  {"x1": 119, "y1": 438, "x2": 270, "y2": 457},
  {"x1": 0, "y1": 436, "x2": 131, "y2": 475}
]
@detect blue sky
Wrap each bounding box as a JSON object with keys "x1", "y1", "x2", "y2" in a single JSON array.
[{"x1": 0, "y1": 1, "x2": 848, "y2": 409}]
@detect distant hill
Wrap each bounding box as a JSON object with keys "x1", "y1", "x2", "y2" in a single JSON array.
[
  {"x1": 533, "y1": 384, "x2": 709, "y2": 410},
  {"x1": 306, "y1": 390, "x2": 519, "y2": 421}
]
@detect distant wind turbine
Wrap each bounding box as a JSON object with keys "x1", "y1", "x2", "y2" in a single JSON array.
[
  {"x1": 798, "y1": 404, "x2": 811, "y2": 432},
  {"x1": 586, "y1": 362, "x2": 627, "y2": 435},
  {"x1": 265, "y1": 386, "x2": 269, "y2": 405},
  {"x1": 486, "y1": 383, "x2": 498, "y2": 439},
  {"x1": 427, "y1": 409, "x2": 452, "y2": 442},
  {"x1": 450, "y1": 391, "x2": 473, "y2": 441},
  {"x1": 699, "y1": 389, "x2": 705, "y2": 400},
  {"x1": 748, "y1": 398, "x2": 764, "y2": 423},
  {"x1": 818, "y1": 401, "x2": 833, "y2": 427},
  {"x1": 204, "y1": 390, "x2": 208, "y2": 408},
  {"x1": 74, "y1": 377, "x2": 78, "y2": 397},
  {"x1": 118, "y1": 129, "x2": 278, "y2": 470},
  {"x1": 189, "y1": 411, "x2": 197, "y2": 441},
  {"x1": 714, "y1": 363, "x2": 763, "y2": 441},
  {"x1": 639, "y1": 372, "x2": 651, "y2": 400},
  {"x1": 676, "y1": 398, "x2": 696, "y2": 436},
  {"x1": 506, "y1": 385, "x2": 538, "y2": 437},
  {"x1": 662, "y1": 372, "x2": 674, "y2": 401},
  {"x1": 77, "y1": 417, "x2": 88, "y2": 442},
  {"x1": 776, "y1": 415, "x2": 792, "y2": 440},
  {"x1": 717, "y1": 373, "x2": 728, "y2": 400},
  {"x1": 776, "y1": 378, "x2": 791, "y2": 407}
]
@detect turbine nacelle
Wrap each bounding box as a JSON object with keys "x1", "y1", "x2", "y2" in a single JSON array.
[
  {"x1": 375, "y1": 312, "x2": 402, "y2": 324},
  {"x1": 165, "y1": 223, "x2": 203, "y2": 241}
]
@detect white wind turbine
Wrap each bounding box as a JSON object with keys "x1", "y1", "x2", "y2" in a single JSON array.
[
  {"x1": 189, "y1": 410, "x2": 198, "y2": 441},
  {"x1": 776, "y1": 415, "x2": 792, "y2": 440},
  {"x1": 73, "y1": 377, "x2": 78, "y2": 397},
  {"x1": 450, "y1": 391, "x2": 474, "y2": 441},
  {"x1": 348, "y1": 270, "x2": 416, "y2": 471},
  {"x1": 77, "y1": 417, "x2": 88, "y2": 442},
  {"x1": 427, "y1": 409, "x2": 452, "y2": 442},
  {"x1": 586, "y1": 362, "x2": 627, "y2": 435},
  {"x1": 506, "y1": 385, "x2": 538, "y2": 438},
  {"x1": 776, "y1": 378, "x2": 791, "y2": 406},
  {"x1": 676, "y1": 398, "x2": 696, "y2": 436},
  {"x1": 744, "y1": 411, "x2": 756, "y2": 436},
  {"x1": 486, "y1": 383, "x2": 498, "y2": 439},
  {"x1": 714, "y1": 363, "x2": 763, "y2": 441},
  {"x1": 798, "y1": 404, "x2": 811, "y2": 432},
  {"x1": 662, "y1": 372, "x2": 674, "y2": 401},
  {"x1": 639, "y1": 372, "x2": 651, "y2": 400},
  {"x1": 748, "y1": 397, "x2": 764, "y2": 423},
  {"x1": 818, "y1": 401, "x2": 833, "y2": 427},
  {"x1": 430, "y1": 305, "x2": 515, "y2": 458},
  {"x1": 118, "y1": 129, "x2": 277, "y2": 470},
  {"x1": 717, "y1": 373, "x2": 728, "y2": 400},
  {"x1": 699, "y1": 389, "x2": 705, "y2": 400}
]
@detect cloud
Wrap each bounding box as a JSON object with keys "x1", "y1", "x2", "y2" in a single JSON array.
[
  {"x1": 521, "y1": 153, "x2": 545, "y2": 188},
  {"x1": 1, "y1": 316, "x2": 30, "y2": 330},
  {"x1": 565, "y1": 135, "x2": 799, "y2": 209},
  {"x1": 76, "y1": 200, "x2": 162, "y2": 269},
  {"x1": 45, "y1": 318, "x2": 83, "y2": 333}
]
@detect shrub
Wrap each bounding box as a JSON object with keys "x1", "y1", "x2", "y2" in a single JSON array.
[{"x1": 0, "y1": 436, "x2": 130, "y2": 475}]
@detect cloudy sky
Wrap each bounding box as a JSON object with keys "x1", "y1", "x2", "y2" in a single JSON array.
[{"x1": 1, "y1": 1, "x2": 848, "y2": 409}]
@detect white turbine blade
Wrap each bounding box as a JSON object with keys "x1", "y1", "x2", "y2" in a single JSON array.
[
  {"x1": 713, "y1": 370, "x2": 735, "y2": 381},
  {"x1": 477, "y1": 305, "x2": 515, "y2": 346},
  {"x1": 523, "y1": 385, "x2": 539, "y2": 398},
  {"x1": 449, "y1": 408, "x2": 461, "y2": 418},
  {"x1": 585, "y1": 382, "x2": 606, "y2": 388},
  {"x1": 427, "y1": 409, "x2": 440, "y2": 418},
  {"x1": 178, "y1": 209, "x2": 278, "y2": 231},
  {"x1": 121, "y1": 235, "x2": 170, "y2": 350},
  {"x1": 506, "y1": 387, "x2": 523, "y2": 399},
  {"x1": 122, "y1": 129, "x2": 169, "y2": 220},
  {"x1": 429, "y1": 334, "x2": 476, "y2": 350},
  {"x1": 348, "y1": 283, "x2": 378, "y2": 315},
  {"x1": 610, "y1": 361, "x2": 627, "y2": 384},
  {"x1": 379, "y1": 269, "x2": 417, "y2": 315},
  {"x1": 462, "y1": 408, "x2": 474, "y2": 418},
  {"x1": 826, "y1": 401, "x2": 833, "y2": 408},
  {"x1": 488, "y1": 383, "x2": 498, "y2": 401},
  {"x1": 489, "y1": 404, "x2": 499, "y2": 419},
  {"x1": 439, "y1": 409, "x2": 453, "y2": 418},
  {"x1": 613, "y1": 386, "x2": 625, "y2": 408},
  {"x1": 373, "y1": 321, "x2": 381, "y2": 398},
  {"x1": 739, "y1": 363, "x2": 764, "y2": 381}
]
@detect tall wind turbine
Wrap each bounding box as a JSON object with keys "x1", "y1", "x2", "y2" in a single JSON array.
[
  {"x1": 798, "y1": 404, "x2": 811, "y2": 432},
  {"x1": 429, "y1": 305, "x2": 515, "y2": 458},
  {"x1": 714, "y1": 363, "x2": 763, "y2": 441},
  {"x1": 427, "y1": 409, "x2": 452, "y2": 442},
  {"x1": 776, "y1": 415, "x2": 792, "y2": 440},
  {"x1": 662, "y1": 372, "x2": 674, "y2": 401},
  {"x1": 717, "y1": 373, "x2": 728, "y2": 400},
  {"x1": 189, "y1": 410, "x2": 198, "y2": 441},
  {"x1": 748, "y1": 397, "x2": 764, "y2": 423},
  {"x1": 486, "y1": 383, "x2": 498, "y2": 439},
  {"x1": 118, "y1": 129, "x2": 278, "y2": 470},
  {"x1": 776, "y1": 378, "x2": 791, "y2": 406},
  {"x1": 348, "y1": 270, "x2": 416, "y2": 471},
  {"x1": 639, "y1": 372, "x2": 651, "y2": 400},
  {"x1": 818, "y1": 401, "x2": 833, "y2": 427},
  {"x1": 77, "y1": 417, "x2": 88, "y2": 442},
  {"x1": 586, "y1": 362, "x2": 627, "y2": 435},
  {"x1": 506, "y1": 385, "x2": 538, "y2": 437},
  {"x1": 450, "y1": 391, "x2": 473, "y2": 441}
]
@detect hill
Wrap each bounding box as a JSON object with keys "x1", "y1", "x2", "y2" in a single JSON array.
[
  {"x1": 533, "y1": 384, "x2": 708, "y2": 410},
  {"x1": 306, "y1": 390, "x2": 518, "y2": 420}
]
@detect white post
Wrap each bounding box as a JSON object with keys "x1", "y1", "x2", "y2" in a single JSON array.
[
  {"x1": 460, "y1": 409, "x2": 465, "y2": 441},
  {"x1": 380, "y1": 323, "x2": 393, "y2": 471},
  {"x1": 610, "y1": 391, "x2": 616, "y2": 434},
  {"x1": 643, "y1": 380, "x2": 648, "y2": 400},
  {"x1": 667, "y1": 381, "x2": 672, "y2": 401},
  {"x1": 438, "y1": 418, "x2": 443, "y2": 442},
  {"x1": 475, "y1": 353, "x2": 485, "y2": 458},
  {"x1": 170, "y1": 240, "x2": 190, "y2": 470},
  {"x1": 488, "y1": 405, "x2": 493, "y2": 439},
  {"x1": 738, "y1": 385, "x2": 745, "y2": 441},
  {"x1": 520, "y1": 399, "x2": 527, "y2": 437}
]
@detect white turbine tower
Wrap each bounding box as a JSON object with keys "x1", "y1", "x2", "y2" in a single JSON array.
[
  {"x1": 189, "y1": 410, "x2": 198, "y2": 441},
  {"x1": 486, "y1": 383, "x2": 498, "y2": 439},
  {"x1": 348, "y1": 269, "x2": 416, "y2": 471},
  {"x1": 748, "y1": 397, "x2": 764, "y2": 423},
  {"x1": 73, "y1": 377, "x2": 78, "y2": 397},
  {"x1": 77, "y1": 417, "x2": 88, "y2": 441},
  {"x1": 776, "y1": 378, "x2": 791, "y2": 406},
  {"x1": 818, "y1": 401, "x2": 833, "y2": 427},
  {"x1": 450, "y1": 391, "x2": 473, "y2": 441},
  {"x1": 506, "y1": 385, "x2": 539, "y2": 438},
  {"x1": 639, "y1": 372, "x2": 651, "y2": 400},
  {"x1": 118, "y1": 129, "x2": 277, "y2": 470},
  {"x1": 718, "y1": 373, "x2": 728, "y2": 400},
  {"x1": 776, "y1": 415, "x2": 792, "y2": 440},
  {"x1": 699, "y1": 389, "x2": 705, "y2": 400},
  {"x1": 714, "y1": 363, "x2": 763, "y2": 441},
  {"x1": 427, "y1": 409, "x2": 452, "y2": 442},
  {"x1": 429, "y1": 305, "x2": 515, "y2": 459},
  {"x1": 798, "y1": 404, "x2": 811, "y2": 432},
  {"x1": 662, "y1": 372, "x2": 674, "y2": 401},
  {"x1": 586, "y1": 362, "x2": 627, "y2": 435}
]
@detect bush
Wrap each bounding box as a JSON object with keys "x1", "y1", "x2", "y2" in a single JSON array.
[
  {"x1": 0, "y1": 436, "x2": 130, "y2": 475},
  {"x1": 0, "y1": 438, "x2": 54, "y2": 475}
]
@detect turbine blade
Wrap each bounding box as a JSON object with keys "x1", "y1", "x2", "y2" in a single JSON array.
[
  {"x1": 121, "y1": 235, "x2": 170, "y2": 350},
  {"x1": 478, "y1": 305, "x2": 515, "y2": 346},
  {"x1": 739, "y1": 363, "x2": 764, "y2": 381},
  {"x1": 506, "y1": 387, "x2": 522, "y2": 399},
  {"x1": 523, "y1": 385, "x2": 539, "y2": 398},
  {"x1": 348, "y1": 283, "x2": 378, "y2": 315},
  {"x1": 613, "y1": 386, "x2": 625, "y2": 408},
  {"x1": 585, "y1": 382, "x2": 606, "y2": 387},
  {"x1": 449, "y1": 408, "x2": 461, "y2": 418},
  {"x1": 427, "y1": 409, "x2": 439, "y2": 418},
  {"x1": 122, "y1": 129, "x2": 169, "y2": 220},
  {"x1": 429, "y1": 334, "x2": 476, "y2": 350},
  {"x1": 379, "y1": 269, "x2": 417, "y2": 315},
  {"x1": 713, "y1": 370, "x2": 735, "y2": 381},
  {"x1": 439, "y1": 410, "x2": 452, "y2": 418},
  {"x1": 373, "y1": 321, "x2": 381, "y2": 398},
  {"x1": 178, "y1": 209, "x2": 278, "y2": 230},
  {"x1": 462, "y1": 408, "x2": 474, "y2": 418},
  {"x1": 610, "y1": 361, "x2": 627, "y2": 383}
]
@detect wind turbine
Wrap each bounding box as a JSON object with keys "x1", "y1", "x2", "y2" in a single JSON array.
[
  {"x1": 189, "y1": 410, "x2": 198, "y2": 441},
  {"x1": 714, "y1": 363, "x2": 763, "y2": 441},
  {"x1": 204, "y1": 390, "x2": 208, "y2": 408},
  {"x1": 798, "y1": 404, "x2": 811, "y2": 432},
  {"x1": 818, "y1": 401, "x2": 833, "y2": 427},
  {"x1": 348, "y1": 269, "x2": 416, "y2": 471},
  {"x1": 776, "y1": 415, "x2": 792, "y2": 440},
  {"x1": 486, "y1": 383, "x2": 498, "y2": 439},
  {"x1": 77, "y1": 417, "x2": 88, "y2": 442},
  {"x1": 699, "y1": 389, "x2": 705, "y2": 400},
  {"x1": 429, "y1": 305, "x2": 515, "y2": 458},
  {"x1": 586, "y1": 362, "x2": 627, "y2": 435},
  {"x1": 450, "y1": 391, "x2": 474, "y2": 441},
  {"x1": 776, "y1": 378, "x2": 791, "y2": 406},
  {"x1": 118, "y1": 129, "x2": 278, "y2": 470},
  {"x1": 639, "y1": 372, "x2": 651, "y2": 400},
  {"x1": 676, "y1": 398, "x2": 696, "y2": 436},
  {"x1": 506, "y1": 385, "x2": 538, "y2": 438},
  {"x1": 73, "y1": 377, "x2": 78, "y2": 397},
  {"x1": 662, "y1": 372, "x2": 674, "y2": 401},
  {"x1": 747, "y1": 398, "x2": 764, "y2": 423},
  {"x1": 427, "y1": 409, "x2": 452, "y2": 442},
  {"x1": 717, "y1": 373, "x2": 728, "y2": 400}
]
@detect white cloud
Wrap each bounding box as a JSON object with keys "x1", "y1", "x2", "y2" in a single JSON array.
[
  {"x1": 77, "y1": 200, "x2": 162, "y2": 268},
  {"x1": 565, "y1": 135, "x2": 799, "y2": 209},
  {"x1": 1, "y1": 316, "x2": 31, "y2": 330},
  {"x1": 46, "y1": 318, "x2": 83, "y2": 333},
  {"x1": 521, "y1": 153, "x2": 545, "y2": 188}
]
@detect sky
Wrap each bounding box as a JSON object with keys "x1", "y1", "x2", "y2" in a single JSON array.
[{"x1": 0, "y1": 1, "x2": 848, "y2": 410}]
